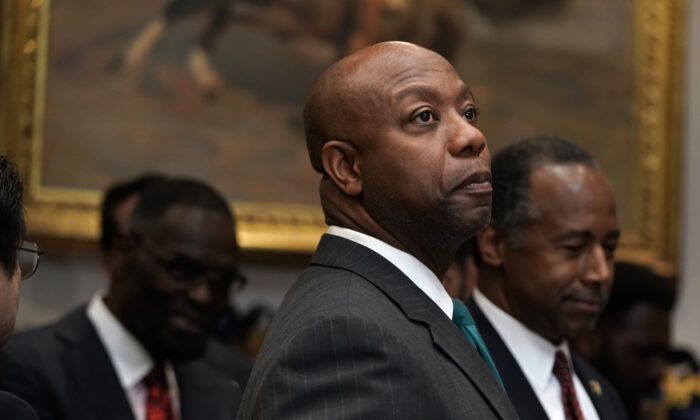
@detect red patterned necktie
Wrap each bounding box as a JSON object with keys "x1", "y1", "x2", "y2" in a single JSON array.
[
  {"x1": 553, "y1": 351, "x2": 585, "y2": 420},
  {"x1": 143, "y1": 364, "x2": 176, "y2": 420}
]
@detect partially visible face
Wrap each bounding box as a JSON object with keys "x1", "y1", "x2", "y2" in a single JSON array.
[
  {"x1": 115, "y1": 205, "x2": 239, "y2": 360},
  {"x1": 355, "y1": 45, "x2": 492, "y2": 248},
  {"x1": 0, "y1": 263, "x2": 21, "y2": 347},
  {"x1": 603, "y1": 304, "x2": 670, "y2": 403},
  {"x1": 501, "y1": 163, "x2": 620, "y2": 343}
]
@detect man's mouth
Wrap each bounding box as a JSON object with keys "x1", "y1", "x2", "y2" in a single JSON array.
[
  {"x1": 455, "y1": 171, "x2": 492, "y2": 194},
  {"x1": 563, "y1": 296, "x2": 604, "y2": 314},
  {"x1": 168, "y1": 311, "x2": 207, "y2": 334}
]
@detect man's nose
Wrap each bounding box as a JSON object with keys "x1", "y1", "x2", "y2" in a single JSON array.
[
  {"x1": 581, "y1": 245, "x2": 613, "y2": 283},
  {"x1": 187, "y1": 277, "x2": 215, "y2": 305},
  {"x1": 447, "y1": 112, "x2": 487, "y2": 157}
]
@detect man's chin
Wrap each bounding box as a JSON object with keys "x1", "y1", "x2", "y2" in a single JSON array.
[
  {"x1": 453, "y1": 206, "x2": 491, "y2": 239},
  {"x1": 162, "y1": 335, "x2": 208, "y2": 361},
  {"x1": 149, "y1": 328, "x2": 208, "y2": 361}
]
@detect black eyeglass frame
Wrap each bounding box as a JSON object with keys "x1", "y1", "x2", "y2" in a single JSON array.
[
  {"x1": 16, "y1": 240, "x2": 43, "y2": 280},
  {"x1": 125, "y1": 232, "x2": 247, "y2": 294}
]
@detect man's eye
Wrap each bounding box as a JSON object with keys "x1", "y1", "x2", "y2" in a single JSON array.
[
  {"x1": 603, "y1": 243, "x2": 618, "y2": 259},
  {"x1": 562, "y1": 243, "x2": 587, "y2": 255},
  {"x1": 463, "y1": 107, "x2": 479, "y2": 122},
  {"x1": 413, "y1": 110, "x2": 436, "y2": 124},
  {"x1": 168, "y1": 260, "x2": 201, "y2": 280}
]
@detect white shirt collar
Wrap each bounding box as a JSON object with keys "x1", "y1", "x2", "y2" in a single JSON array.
[
  {"x1": 326, "y1": 226, "x2": 454, "y2": 319},
  {"x1": 86, "y1": 293, "x2": 154, "y2": 389},
  {"x1": 473, "y1": 289, "x2": 573, "y2": 391}
]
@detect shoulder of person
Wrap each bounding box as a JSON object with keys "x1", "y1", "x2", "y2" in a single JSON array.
[{"x1": 0, "y1": 390, "x2": 40, "y2": 420}]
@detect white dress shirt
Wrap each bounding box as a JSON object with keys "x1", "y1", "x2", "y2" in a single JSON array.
[
  {"x1": 473, "y1": 290, "x2": 600, "y2": 420},
  {"x1": 326, "y1": 226, "x2": 454, "y2": 319},
  {"x1": 87, "y1": 294, "x2": 181, "y2": 420}
]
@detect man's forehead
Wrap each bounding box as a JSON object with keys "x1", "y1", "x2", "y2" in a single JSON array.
[
  {"x1": 153, "y1": 206, "x2": 233, "y2": 239},
  {"x1": 357, "y1": 49, "x2": 454, "y2": 87},
  {"x1": 527, "y1": 163, "x2": 618, "y2": 233}
]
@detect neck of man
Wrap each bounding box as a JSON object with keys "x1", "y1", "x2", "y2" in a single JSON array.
[
  {"x1": 321, "y1": 182, "x2": 456, "y2": 278},
  {"x1": 477, "y1": 266, "x2": 511, "y2": 312},
  {"x1": 478, "y1": 266, "x2": 565, "y2": 345}
]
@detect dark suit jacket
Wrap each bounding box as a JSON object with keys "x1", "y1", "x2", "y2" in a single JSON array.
[
  {"x1": 238, "y1": 234, "x2": 519, "y2": 419},
  {"x1": 0, "y1": 390, "x2": 40, "y2": 420},
  {"x1": 0, "y1": 306, "x2": 250, "y2": 420},
  {"x1": 466, "y1": 299, "x2": 628, "y2": 420}
]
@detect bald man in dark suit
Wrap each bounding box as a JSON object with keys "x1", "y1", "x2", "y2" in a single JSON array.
[{"x1": 238, "y1": 42, "x2": 518, "y2": 419}]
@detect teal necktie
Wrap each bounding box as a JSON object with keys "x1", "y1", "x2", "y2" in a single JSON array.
[{"x1": 452, "y1": 299, "x2": 505, "y2": 389}]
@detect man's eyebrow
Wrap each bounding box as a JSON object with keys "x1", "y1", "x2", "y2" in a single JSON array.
[
  {"x1": 605, "y1": 229, "x2": 622, "y2": 241},
  {"x1": 394, "y1": 84, "x2": 475, "y2": 104},
  {"x1": 459, "y1": 85, "x2": 475, "y2": 102},
  {"x1": 553, "y1": 229, "x2": 621, "y2": 242},
  {"x1": 553, "y1": 230, "x2": 592, "y2": 242}
]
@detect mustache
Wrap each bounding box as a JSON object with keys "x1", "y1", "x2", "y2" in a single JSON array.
[{"x1": 561, "y1": 288, "x2": 607, "y2": 305}]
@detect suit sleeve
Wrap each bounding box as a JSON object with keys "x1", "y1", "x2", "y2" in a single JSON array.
[
  {"x1": 0, "y1": 344, "x2": 56, "y2": 420},
  {"x1": 0, "y1": 390, "x2": 41, "y2": 420},
  {"x1": 240, "y1": 315, "x2": 424, "y2": 420}
]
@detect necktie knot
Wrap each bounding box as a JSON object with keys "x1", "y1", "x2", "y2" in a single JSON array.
[
  {"x1": 143, "y1": 364, "x2": 168, "y2": 388},
  {"x1": 451, "y1": 299, "x2": 503, "y2": 389},
  {"x1": 553, "y1": 351, "x2": 572, "y2": 382},
  {"x1": 452, "y1": 299, "x2": 475, "y2": 326},
  {"x1": 143, "y1": 364, "x2": 176, "y2": 420}
]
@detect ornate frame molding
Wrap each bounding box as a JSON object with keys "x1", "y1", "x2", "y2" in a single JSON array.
[{"x1": 0, "y1": 0, "x2": 684, "y2": 265}]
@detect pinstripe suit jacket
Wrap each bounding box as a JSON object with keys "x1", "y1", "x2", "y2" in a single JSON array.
[{"x1": 238, "y1": 234, "x2": 519, "y2": 419}]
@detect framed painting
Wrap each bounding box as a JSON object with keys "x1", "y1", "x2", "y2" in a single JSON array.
[{"x1": 0, "y1": 0, "x2": 684, "y2": 269}]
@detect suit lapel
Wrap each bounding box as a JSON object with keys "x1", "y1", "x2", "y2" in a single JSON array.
[
  {"x1": 175, "y1": 359, "x2": 240, "y2": 420},
  {"x1": 311, "y1": 234, "x2": 515, "y2": 419},
  {"x1": 573, "y1": 356, "x2": 611, "y2": 419},
  {"x1": 56, "y1": 308, "x2": 136, "y2": 420},
  {"x1": 467, "y1": 299, "x2": 549, "y2": 420}
]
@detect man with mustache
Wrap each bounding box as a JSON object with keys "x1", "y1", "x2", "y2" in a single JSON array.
[
  {"x1": 238, "y1": 41, "x2": 518, "y2": 419},
  {"x1": 0, "y1": 177, "x2": 247, "y2": 420},
  {"x1": 466, "y1": 135, "x2": 627, "y2": 419}
]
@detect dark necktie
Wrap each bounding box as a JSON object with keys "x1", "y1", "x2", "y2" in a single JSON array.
[
  {"x1": 553, "y1": 350, "x2": 585, "y2": 420},
  {"x1": 144, "y1": 364, "x2": 176, "y2": 420},
  {"x1": 451, "y1": 299, "x2": 504, "y2": 388}
]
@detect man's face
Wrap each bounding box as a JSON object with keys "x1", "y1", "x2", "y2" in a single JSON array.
[
  {"x1": 115, "y1": 205, "x2": 239, "y2": 360},
  {"x1": 0, "y1": 263, "x2": 21, "y2": 347},
  {"x1": 603, "y1": 304, "x2": 670, "y2": 402},
  {"x1": 356, "y1": 47, "x2": 492, "y2": 249},
  {"x1": 500, "y1": 163, "x2": 620, "y2": 343}
]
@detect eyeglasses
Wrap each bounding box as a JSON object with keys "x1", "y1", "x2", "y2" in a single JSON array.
[
  {"x1": 129, "y1": 234, "x2": 247, "y2": 293},
  {"x1": 16, "y1": 240, "x2": 42, "y2": 280}
]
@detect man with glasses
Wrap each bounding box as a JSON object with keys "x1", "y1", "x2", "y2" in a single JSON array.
[
  {"x1": 0, "y1": 177, "x2": 246, "y2": 420},
  {"x1": 0, "y1": 155, "x2": 40, "y2": 419}
]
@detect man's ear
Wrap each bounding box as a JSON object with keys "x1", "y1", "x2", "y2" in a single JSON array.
[
  {"x1": 477, "y1": 224, "x2": 505, "y2": 267},
  {"x1": 320, "y1": 140, "x2": 362, "y2": 196}
]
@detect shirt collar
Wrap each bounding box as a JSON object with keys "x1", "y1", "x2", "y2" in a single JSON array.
[
  {"x1": 473, "y1": 289, "x2": 574, "y2": 391},
  {"x1": 326, "y1": 226, "x2": 453, "y2": 319},
  {"x1": 86, "y1": 293, "x2": 154, "y2": 389}
]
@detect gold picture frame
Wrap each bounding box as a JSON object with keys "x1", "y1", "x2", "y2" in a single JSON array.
[{"x1": 0, "y1": 0, "x2": 684, "y2": 269}]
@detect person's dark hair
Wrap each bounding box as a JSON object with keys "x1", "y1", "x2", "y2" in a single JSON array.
[
  {"x1": 491, "y1": 135, "x2": 598, "y2": 247},
  {"x1": 101, "y1": 174, "x2": 166, "y2": 252},
  {"x1": 128, "y1": 177, "x2": 237, "y2": 249},
  {"x1": 0, "y1": 156, "x2": 25, "y2": 277},
  {"x1": 600, "y1": 262, "x2": 676, "y2": 322}
]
